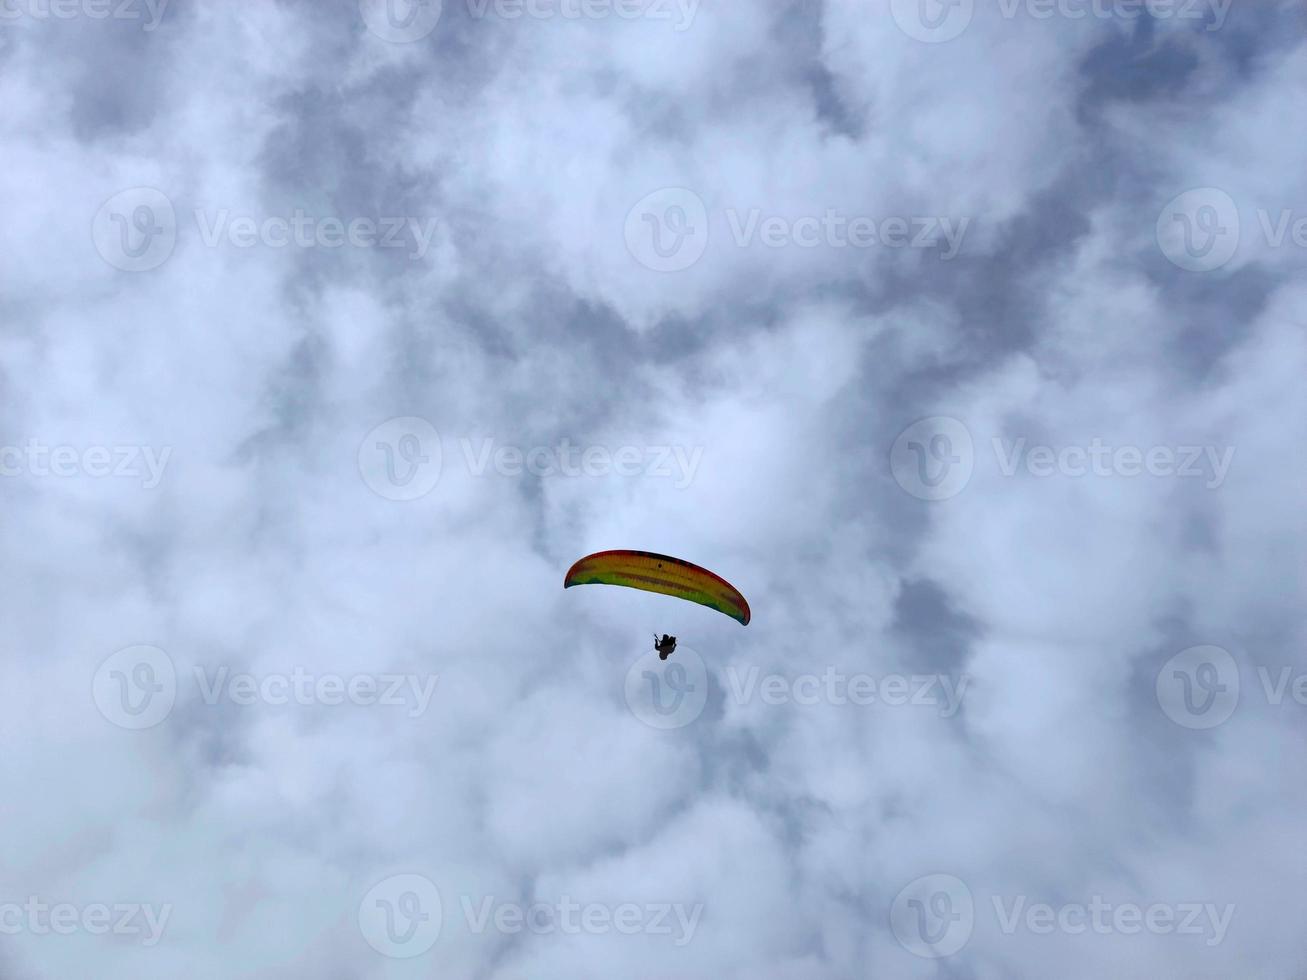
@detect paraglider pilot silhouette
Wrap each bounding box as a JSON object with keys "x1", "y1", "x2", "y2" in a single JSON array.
[{"x1": 563, "y1": 550, "x2": 750, "y2": 662}]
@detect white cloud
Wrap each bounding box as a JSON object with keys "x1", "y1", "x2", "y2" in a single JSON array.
[{"x1": 1, "y1": 3, "x2": 1303, "y2": 977}]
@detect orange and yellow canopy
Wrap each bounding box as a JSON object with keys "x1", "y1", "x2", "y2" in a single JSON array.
[{"x1": 564, "y1": 550, "x2": 750, "y2": 626}]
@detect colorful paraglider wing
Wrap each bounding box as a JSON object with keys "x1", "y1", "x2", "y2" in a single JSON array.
[{"x1": 563, "y1": 550, "x2": 750, "y2": 626}]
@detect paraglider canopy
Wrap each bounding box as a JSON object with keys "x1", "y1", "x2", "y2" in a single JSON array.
[{"x1": 563, "y1": 550, "x2": 750, "y2": 626}]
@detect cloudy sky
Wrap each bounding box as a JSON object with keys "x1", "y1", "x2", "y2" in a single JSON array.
[{"x1": 2, "y1": 0, "x2": 1305, "y2": 977}]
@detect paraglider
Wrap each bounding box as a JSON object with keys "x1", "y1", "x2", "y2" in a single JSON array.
[{"x1": 564, "y1": 550, "x2": 750, "y2": 657}]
